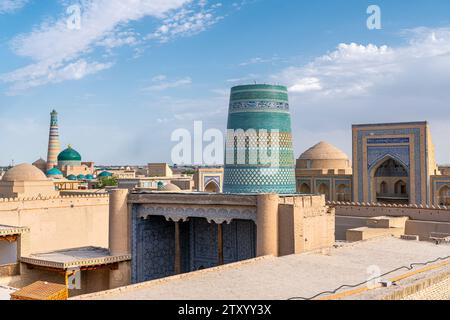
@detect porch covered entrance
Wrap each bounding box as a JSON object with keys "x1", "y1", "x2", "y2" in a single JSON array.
[{"x1": 132, "y1": 216, "x2": 256, "y2": 283}]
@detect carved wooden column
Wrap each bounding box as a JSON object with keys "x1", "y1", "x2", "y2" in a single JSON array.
[
  {"x1": 174, "y1": 221, "x2": 182, "y2": 275},
  {"x1": 217, "y1": 223, "x2": 224, "y2": 266}
]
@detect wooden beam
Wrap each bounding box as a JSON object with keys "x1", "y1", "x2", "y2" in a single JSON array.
[{"x1": 0, "y1": 235, "x2": 18, "y2": 243}]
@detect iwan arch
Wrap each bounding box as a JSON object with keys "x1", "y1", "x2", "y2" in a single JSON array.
[{"x1": 297, "y1": 122, "x2": 450, "y2": 206}]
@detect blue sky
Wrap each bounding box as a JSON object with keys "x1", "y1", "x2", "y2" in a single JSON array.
[{"x1": 1, "y1": 0, "x2": 450, "y2": 166}]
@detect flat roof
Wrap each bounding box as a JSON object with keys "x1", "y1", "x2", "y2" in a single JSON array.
[
  {"x1": 21, "y1": 247, "x2": 131, "y2": 270},
  {"x1": 352, "y1": 121, "x2": 428, "y2": 128},
  {"x1": 75, "y1": 237, "x2": 450, "y2": 300},
  {"x1": 0, "y1": 225, "x2": 29, "y2": 237}
]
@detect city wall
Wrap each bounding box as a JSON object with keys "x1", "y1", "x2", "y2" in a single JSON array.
[
  {"x1": 330, "y1": 201, "x2": 450, "y2": 240},
  {"x1": 0, "y1": 195, "x2": 109, "y2": 254}
]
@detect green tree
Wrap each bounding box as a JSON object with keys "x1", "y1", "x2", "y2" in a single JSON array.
[{"x1": 96, "y1": 176, "x2": 118, "y2": 188}]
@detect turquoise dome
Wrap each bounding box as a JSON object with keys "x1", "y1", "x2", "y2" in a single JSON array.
[
  {"x1": 67, "y1": 175, "x2": 77, "y2": 181},
  {"x1": 77, "y1": 174, "x2": 86, "y2": 180},
  {"x1": 98, "y1": 171, "x2": 113, "y2": 178},
  {"x1": 47, "y1": 168, "x2": 63, "y2": 176},
  {"x1": 85, "y1": 174, "x2": 94, "y2": 180},
  {"x1": 58, "y1": 146, "x2": 82, "y2": 162}
]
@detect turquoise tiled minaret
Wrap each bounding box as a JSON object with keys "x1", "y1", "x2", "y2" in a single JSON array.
[
  {"x1": 46, "y1": 110, "x2": 61, "y2": 171},
  {"x1": 223, "y1": 84, "x2": 297, "y2": 194}
]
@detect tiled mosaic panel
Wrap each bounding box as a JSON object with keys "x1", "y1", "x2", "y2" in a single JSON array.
[
  {"x1": 367, "y1": 146, "x2": 410, "y2": 170},
  {"x1": 227, "y1": 112, "x2": 293, "y2": 131},
  {"x1": 134, "y1": 216, "x2": 175, "y2": 283},
  {"x1": 224, "y1": 85, "x2": 296, "y2": 194},
  {"x1": 356, "y1": 127, "x2": 423, "y2": 203},
  {"x1": 229, "y1": 101, "x2": 290, "y2": 114},
  {"x1": 225, "y1": 132, "x2": 293, "y2": 149},
  {"x1": 224, "y1": 167, "x2": 296, "y2": 185},
  {"x1": 189, "y1": 218, "x2": 256, "y2": 270}
]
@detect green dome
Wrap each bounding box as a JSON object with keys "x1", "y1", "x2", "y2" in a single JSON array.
[
  {"x1": 58, "y1": 146, "x2": 81, "y2": 162},
  {"x1": 98, "y1": 171, "x2": 113, "y2": 178},
  {"x1": 67, "y1": 175, "x2": 77, "y2": 181},
  {"x1": 47, "y1": 168, "x2": 63, "y2": 176},
  {"x1": 77, "y1": 174, "x2": 86, "y2": 180},
  {"x1": 85, "y1": 174, "x2": 94, "y2": 180}
]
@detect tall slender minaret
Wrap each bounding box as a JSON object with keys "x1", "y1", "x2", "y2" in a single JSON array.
[{"x1": 46, "y1": 110, "x2": 61, "y2": 171}]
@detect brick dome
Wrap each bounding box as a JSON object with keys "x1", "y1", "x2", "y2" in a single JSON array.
[
  {"x1": 299, "y1": 142, "x2": 349, "y2": 161},
  {"x1": 2, "y1": 164, "x2": 48, "y2": 182},
  {"x1": 160, "y1": 183, "x2": 182, "y2": 192},
  {"x1": 298, "y1": 142, "x2": 350, "y2": 170}
]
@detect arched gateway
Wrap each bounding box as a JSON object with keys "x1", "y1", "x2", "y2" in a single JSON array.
[{"x1": 370, "y1": 157, "x2": 410, "y2": 204}]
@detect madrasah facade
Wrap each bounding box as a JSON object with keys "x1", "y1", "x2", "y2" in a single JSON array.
[{"x1": 296, "y1": 122, "x2": 450, "y2": 206}]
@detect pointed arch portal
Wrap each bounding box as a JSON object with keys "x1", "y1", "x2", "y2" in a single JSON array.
[
  {"x1": 438, "y1": 185, "x2": 450, "y2": 206},
  {"x1": 370, "y1": 156, "x2": 410, "y2": 204},
  {"x1": 204, "y1": 181, "x2": 220, "y2": 193}
]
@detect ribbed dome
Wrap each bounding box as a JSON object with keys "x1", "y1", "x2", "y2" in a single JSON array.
[
  {"x1": 58, "y1": 146, "x2": 81, "y2": 162},
  {"x1": 3, "y1": 164, "x2": 48, "y2": 182},
  {"x1": 299, "y1": 142, "x2": 349, "y2": 161},
  {"x1": 160, "y1": 183, "x2": 182, "y2": 192}
]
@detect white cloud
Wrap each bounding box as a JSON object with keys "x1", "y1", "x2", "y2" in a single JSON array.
[
  {"x1": 274, "y1": 42, "x2": 395, "y2": 98},
  {"x1": 0, "y1": 0, "x2": 28, "y2": 14},
  {"x1": 274, "y1": 28, "x2": 450, "y2": 98},
  {"x1": 226, "y1": 73, "x2": 260, "y2": 83},
  {"x1": 3, "y1": 59, "x2": 113, "y2": 92},
  {"x1": 239, "y1": 56, "x2": 280, "y2": 66},
  {"x1": 97, "y1": 30, "x2": 140, "y2": 50},
  {"x1": 270, "y1": 28, "x2": 450, "y2": 163},
  {"x1": 147, "y1": 2, "x2": 223, "y2": 43},
  {"x1": 289, "y1": 77, "x2": 322, "y2": 93},
  {"x1": 143, "y1": 75, "x2": 192, "y2": 91},
  {"x1": 1, "y1": 0, "x2": 224, "y2": 93}
]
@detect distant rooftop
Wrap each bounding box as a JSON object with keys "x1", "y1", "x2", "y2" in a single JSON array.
[
  {"x1": 352, "y1": 121, "x2": 428, "y2": 128},
  {"x1": 75, "y1": 237, "x2": 450, "y2": 300}
]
